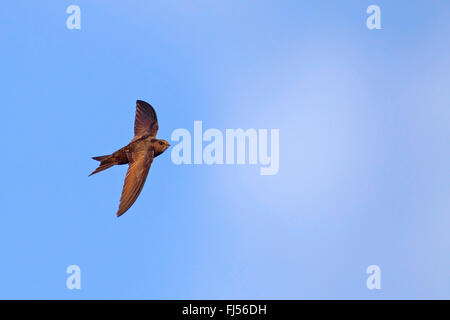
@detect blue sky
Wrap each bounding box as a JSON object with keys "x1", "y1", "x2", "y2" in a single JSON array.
[{"x1": 0, "y1": 1, "x2": 449, "y2": 299}]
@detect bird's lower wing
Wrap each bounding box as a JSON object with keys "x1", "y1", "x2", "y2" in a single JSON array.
[{"x1": 117, "y1": 150, "x2": 154, "y2": 217}]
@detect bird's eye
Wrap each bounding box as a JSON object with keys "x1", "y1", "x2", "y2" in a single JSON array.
[{"x1": 159, "y1": 141, "x2": 163, "y2": 145}]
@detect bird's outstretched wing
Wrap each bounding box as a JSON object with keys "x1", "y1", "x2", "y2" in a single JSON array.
[
  {"x1": 116, "y1": 149, "x2": 154, "y2": 217},
  {"x1": 134, "y1": 100, "x2": 158, "y2": 139}
]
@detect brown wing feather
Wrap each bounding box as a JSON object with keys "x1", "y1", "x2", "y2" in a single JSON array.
[
  {"x1": 134, "y1": 100, "x2": 158, "y2": 139},
  {"x1": 116, "y1": 150, "x2": 154, "y2": 217}
]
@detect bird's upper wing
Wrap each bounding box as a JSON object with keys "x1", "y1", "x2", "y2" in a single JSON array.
[
  {"x1": 134, "y1": 100, "x2": 158, "y2": 139},
  {"x1": 116, "y1": 149, "x2": 154, "y2": 217}
]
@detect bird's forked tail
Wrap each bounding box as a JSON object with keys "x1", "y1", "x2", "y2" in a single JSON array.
[{"x1": 89, "y1": 155, "x2": 116, "y2": 176}]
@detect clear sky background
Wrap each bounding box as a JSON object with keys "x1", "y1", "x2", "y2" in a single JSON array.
[{"x1": 0, "y1": 1, "x2": 449, "y2": 299}]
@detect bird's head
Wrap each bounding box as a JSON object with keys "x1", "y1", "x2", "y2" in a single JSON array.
[{"x1": 153, "y1": 139, "x2": 171, "y2": 154}]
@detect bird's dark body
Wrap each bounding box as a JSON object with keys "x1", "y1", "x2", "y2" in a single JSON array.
[
  {"x1": 89, "y1": 100, "x2": 170, "y2": 217},
  {"x1": 108, "y1": 135, "x2": 164, "y2": 166}
]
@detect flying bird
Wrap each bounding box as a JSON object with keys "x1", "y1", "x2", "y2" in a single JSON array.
[{"x1": 90, "y1": 100, "x2": 170, "y2": 217}]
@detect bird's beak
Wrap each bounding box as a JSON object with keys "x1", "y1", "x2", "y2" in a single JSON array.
[{"x1": 168, "y1": 143, "x2": 171, "y2": 147}]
